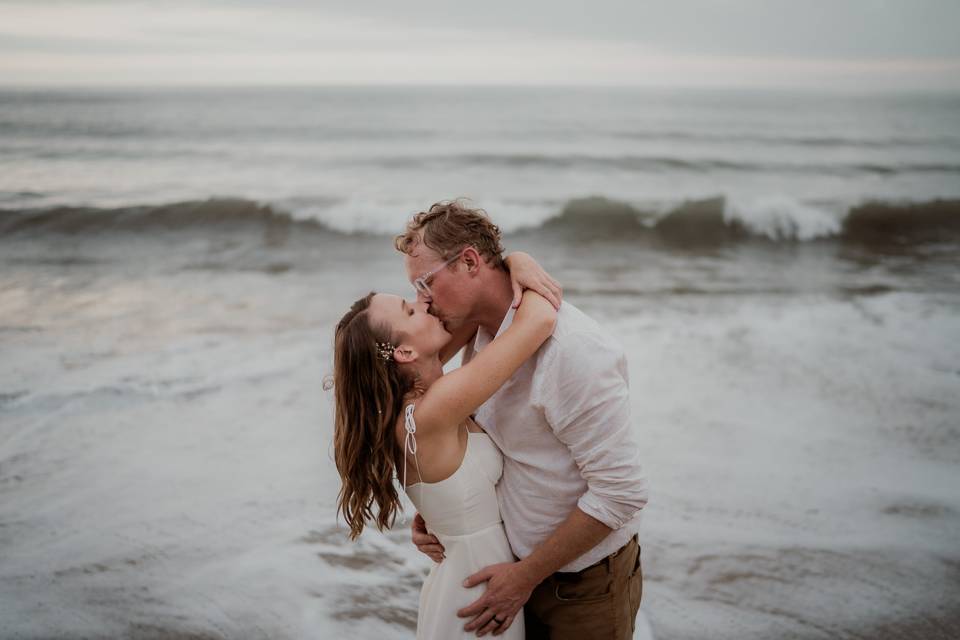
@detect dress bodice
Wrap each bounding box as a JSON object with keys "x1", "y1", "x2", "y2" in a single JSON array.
[{"x1": 403, "y1": 405, "x2": 504, "y2": 538}]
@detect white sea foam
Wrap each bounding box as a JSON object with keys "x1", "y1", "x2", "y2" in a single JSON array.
[
  {"x1": 723, "y1": 195, "x2": 843, "y2": 241},
  {"x1": 604, "y1": 289, "x2": 960, "y2": 637},
  {"x1": 274, "y1": 195, "x2": 564, "y2": 235},
  {"x1": 271, "y1": 191, "x2": 853, "y2": 240}
]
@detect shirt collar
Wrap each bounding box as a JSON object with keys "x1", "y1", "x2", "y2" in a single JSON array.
[{"x1": 472, "y1": 305, "x2": 516, "y2": 353}]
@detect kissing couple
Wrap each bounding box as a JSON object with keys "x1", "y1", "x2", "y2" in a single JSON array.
[{"x1": 330, "y1": 200, "x2": 648, "y2": 639}]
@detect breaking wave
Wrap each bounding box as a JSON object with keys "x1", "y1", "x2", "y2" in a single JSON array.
[{"x1": 2, "y1": 195, "x2": 959, "y2": 246}]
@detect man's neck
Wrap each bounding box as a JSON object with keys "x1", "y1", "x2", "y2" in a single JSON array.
[{"x1": 473, "y1": 269, "x2": 514, "y2": 337}]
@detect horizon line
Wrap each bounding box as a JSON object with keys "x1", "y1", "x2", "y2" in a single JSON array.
[{"x1": 1, "y1": 82, "x2": 959, "y2": 96}]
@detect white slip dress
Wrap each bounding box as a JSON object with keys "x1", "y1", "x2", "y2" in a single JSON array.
[{"x1": 402, "y1": 403, "x2": 524, "y2": 640}]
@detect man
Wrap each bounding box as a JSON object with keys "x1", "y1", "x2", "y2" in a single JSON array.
[{"x1": 396, "y1": 200, "x2": 648, "y2": 639}]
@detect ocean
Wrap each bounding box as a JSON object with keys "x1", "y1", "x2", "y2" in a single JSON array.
[{"x1": 1, "y1": 86, "x2": 959, "y2": 639}]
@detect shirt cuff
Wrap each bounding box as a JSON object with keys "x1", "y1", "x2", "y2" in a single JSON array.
[{"x1": 577, "y1": 490, "x2": 643, "y2": 531}]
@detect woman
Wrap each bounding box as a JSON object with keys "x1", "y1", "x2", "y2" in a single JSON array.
[{"x1": 330, "y1": 259, "x2": 557, "y2": 640}]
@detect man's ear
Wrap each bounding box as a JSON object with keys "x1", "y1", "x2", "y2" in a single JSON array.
[
  {"x1": 393, "y1": 344, "x2": 418, "y2": 365},
  {"x1": 461, "y1": 246, "x2": 483, "y2": 274}
]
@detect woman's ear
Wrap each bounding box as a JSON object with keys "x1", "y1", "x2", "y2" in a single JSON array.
[{"x1": 393, "y1": 344, "x2": 418, "y2": 365}]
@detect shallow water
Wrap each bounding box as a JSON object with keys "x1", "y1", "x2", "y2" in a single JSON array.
[{"x1": 2, "y1": 221, "x2": 958, "y2": 639}]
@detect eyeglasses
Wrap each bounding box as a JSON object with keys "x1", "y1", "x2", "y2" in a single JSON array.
[{"x1": 413, "y1": 250, "x2": 463, "y2": 297}]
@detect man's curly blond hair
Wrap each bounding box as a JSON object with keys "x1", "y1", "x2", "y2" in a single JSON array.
[{"x1": 394, "y1": 200, "x2": 506, "y2": 270}]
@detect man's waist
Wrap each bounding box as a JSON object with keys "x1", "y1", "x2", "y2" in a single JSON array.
[
  {"x1": 508, "y1": 514, "x2": 641, "y2": 573},
  {"x1": 552, "y1": 532, "x2": 640, "y2": 581}
]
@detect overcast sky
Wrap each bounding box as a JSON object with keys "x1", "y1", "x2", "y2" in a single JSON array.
[{"x1": 2, "y1": 0, "x2": 959, "y2": 89}]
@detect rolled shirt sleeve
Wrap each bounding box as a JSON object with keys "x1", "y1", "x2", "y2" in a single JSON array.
[{"x1": 538, "y1": 331, "x2": 648, "y2": 530}]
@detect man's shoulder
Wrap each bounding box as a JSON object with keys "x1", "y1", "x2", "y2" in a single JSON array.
[
  {"x1": 550, "y1": 301, "x2": 611, "y2": 342},
  {"x1": 541, "y1": 301, "x2": 623, "y2": 360},
  {"x1": 530, "y1": 301, "x2": 629, "y2": 396}
]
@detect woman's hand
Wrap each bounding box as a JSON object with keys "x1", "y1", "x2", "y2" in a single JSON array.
[
  {"x1": 504, "y1": 252, "x2": 562, "y2": 310},
  {"x1": 412, "y1": 512, "x2": 445, "y2": 563}
]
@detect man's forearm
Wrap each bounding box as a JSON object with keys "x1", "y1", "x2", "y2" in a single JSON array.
[{"x1": 517, "y1": 507, "x2": 612, "y2": 586}]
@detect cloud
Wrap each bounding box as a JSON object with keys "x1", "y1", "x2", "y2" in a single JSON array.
[{"x1": 1, "y1": 0, "x2": 958, "y2": 89}]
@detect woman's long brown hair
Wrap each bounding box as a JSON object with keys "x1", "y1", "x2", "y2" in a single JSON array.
[{"x1": 330, "y1": 293, "x2": 414, "y2": 539}]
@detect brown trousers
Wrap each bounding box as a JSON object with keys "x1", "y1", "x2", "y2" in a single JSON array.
[{"x1": 523, "y1": 536, "x2": 642, "y2": 640}]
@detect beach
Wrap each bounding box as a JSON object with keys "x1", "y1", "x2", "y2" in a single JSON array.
[{"x1": 1, "y1": 86, "x2": 959, "y2": 639}]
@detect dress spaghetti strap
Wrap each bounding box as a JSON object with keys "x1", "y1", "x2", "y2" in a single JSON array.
[{"x1": 403, "y1": 403, "x2": 424, "y2": 505}]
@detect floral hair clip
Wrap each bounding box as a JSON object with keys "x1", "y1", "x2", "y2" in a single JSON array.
[{"x1": 376, "y1": 341, "x2": 396, "y2": 362}]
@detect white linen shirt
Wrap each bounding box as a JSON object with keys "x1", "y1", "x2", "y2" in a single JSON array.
[{"x1": 462, "y1": 301, "x2": 648, "y2": 572}]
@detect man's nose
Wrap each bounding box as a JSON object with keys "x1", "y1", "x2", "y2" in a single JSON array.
[
  {"x1": 415, "y1": 300, "x2": 431, "y2": 313},
  {"x1": 415, "y1": 290, "x2": 431, "y2": 304}
]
